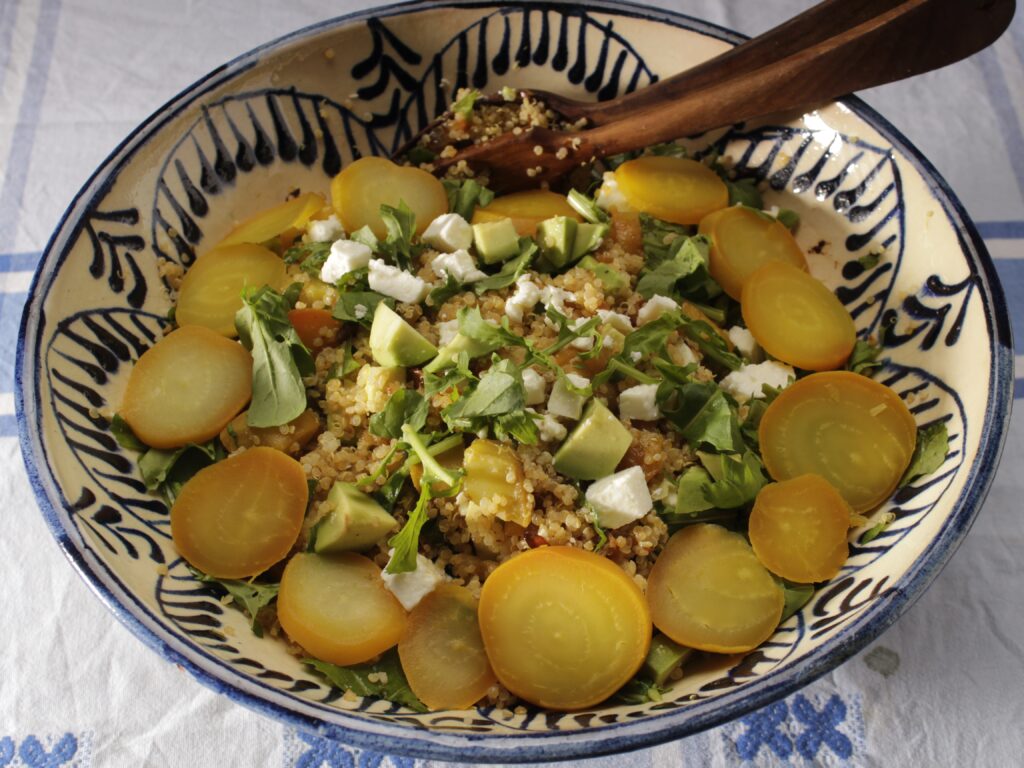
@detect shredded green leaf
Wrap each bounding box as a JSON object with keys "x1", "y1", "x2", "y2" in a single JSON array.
[
  {"x1": 332, "y1": 290, "x2": 393, "y2": 327},
  {"x1": 110, "y1": 414, "x2": 147, "y2": 452},
  {"x1": 780, "y1": 582, "x2": 815, "y2": 622},
  {"x1": 442, "y1": 178, "x2": 495, "y2": 220},
  {"x1": 847, "y1": 338, "x2": 884, "y2": 376},
  {"x1": 370, "y1": 390, "x2": 429, "y2": 440},
  {"x1": 283, "y1": 241, "x2": 332, "y2": 277},
  {"x1": 305, "y1": 650, "x2": 427, "y2": 712},
  {"x1": 636, "y1": 234, "x2": 719, "y2": 302},
  {"x1": 566, "y1": 189, "x2": 610, "y2": 224},
  {"x1": 776, "y1": 208, "x2": 800, "y2": 231},
  {"x1": 190, "y1": 567, "x2": 279, "y2": 637},
  {"x1": 900, "y1": 421, "x2": 950, "y2": 487},
  {"x1": 452, "y1": 89, "x2": 482, "y2": 120},
  {"x1": 377, "y1": 201, "x2": 421, "y2": 270},
  {"x1": 474, "y1": 238, "x2": 536, "y2": 294},
  {"x1": 139, "y1": 440, "x2": 225, "y2": 507},
  {"x1": 657, "y1": 379, "x2": 744, "y2": 452}
]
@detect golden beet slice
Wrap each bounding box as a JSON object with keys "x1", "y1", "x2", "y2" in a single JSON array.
[
  {"x1": 219, "y1": 408, "x2": 320, "y2": 455},
  {"x1": 471, "y1": 190, "x2": 582, "y2": 236},
  {"x1": 398, "y1": 584, "x2": 497, "y2": 710},
  {"x1": 278, "y1": 552, "x2": 407, "y2": 666},
  {"x1": 742, "y1": 261, "x2": 856, "y2": 371},
  {"x1": 749, "y1": 475, "x2": 853, "y2": 584},
  {"x1": 176, "y1": 243, "x2": 287, "y2": 336},
  {"x1": 462, "y1": 439, "x2": 533, "y2": 527},
  {"x1": 331, "y1": 157, "x2": 447, "y2": 239},
  {"x1": 479, "y1": 546, "x2": 651, "y2": 710},
  {"x1": 287, "y1": 308, "x2": 342, "y2": 351},
  {"x1": 699, "y1": 206, "x2": 808, "y2": 300},
  {"x1": 120, "y1": 325, "x2": 252, "y2": 449},
  {"x1": 647, "y1": 524, "x2": 784, "y2": 654},
  {"x1": 219, "y1": 192, "x2": 324, "y2": 246},
  {"x1": 171, "y1": 446, "x2": 307, "y2": 578},
  {"x1": 615, "y1": 156, "x2": 728, "y2": 225},
  {"x1": 759, "y1": 371, "x2": 917, "y2": 513}
]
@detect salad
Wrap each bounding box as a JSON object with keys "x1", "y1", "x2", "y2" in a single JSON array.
[{"x1": 113, "y1": 92, "x2": 948, "y2": 713}]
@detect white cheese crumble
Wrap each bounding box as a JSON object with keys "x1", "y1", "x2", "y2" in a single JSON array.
[
  {"x1": 669, "y1": 341, "x2": 699, "y2": 367},
  {"x1": 637, "y1": 294, "x2": 679, "y2": 325},
  {"x1": 421, "y1": 212, "x2": 473, "y2": 252},
  {"x1": 547, "y1": 373, "x2": 590, "y2": 420},
  {"x1": 320, "y1": 239, "x2": 372, "y2": 284},
  {"x1": 305, "y1": 214, "x2": 345, "y2": 243},
  {"x1": 529, "y1": 409, "x2": 567, "y2": 442},
  {"x1": 597, "y1": 309, "x2": 633, "y2": 334},
  {"x1": 595, "y1": 171, "x2": 633, "y2": 213},
  {"x1": 727, "y1": 326, "x2": 763, "y2": 362},
  {"x1": 618, "y1": 384, "x2": 660, "y2": 421},
  {"x1": 585, "y1": 466, "x2": 653, "y2": 529},
  {"x1": 437, "y1": 319, "x2": 460, "y2": 347},
  {"x1": 522, "y1": 368, "x2": 547, "y2": 405},
  {"x1": 719, "y1": 360, "x2": 795, "y2": 403},
  {"x1": 381, "y1": 550, "x2": 445, "y2": 610},
  {"x1": 541, "y1": 284, "x2": 576, "y2": 317},
  {"x1": 367, "y1": 259, "x2": 429, "y2": 303},
  {"x1": 430, "y1": 248, "x2": 487, "y2": 283},
  {"x1": 505, "y1": 274, "x2": 542, "y2": 323}
]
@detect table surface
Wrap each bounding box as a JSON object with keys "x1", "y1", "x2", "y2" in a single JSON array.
[{"x1": 2, "y1": 1, "x2": 1023, "y2": 766}]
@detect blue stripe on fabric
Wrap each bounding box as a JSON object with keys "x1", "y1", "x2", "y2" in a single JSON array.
[
  {"x1": 0, "y1": 290, "x2": 28, "y2": 393},
  {"x1": 0, "y1": 0, "x2": 20, "y2": 96},
  {"x1": 976, "y1": 47, "x2": 1024, "y2": 203},
  {"x1": 992, "y1": 259, "x2": 1024, "y2": 355},
  {"x1": 0, "y1": 414, "x2": 16, "y2": 437},
  {"x1": 0, "y1": 0, "x2": 62, "y2": 246},
  {"x1": 976, "y1": 221, "x2": 1024, "y2": 239},
  {"x1": 0, "y1": 252, "x2": 42, "y2": 271}
]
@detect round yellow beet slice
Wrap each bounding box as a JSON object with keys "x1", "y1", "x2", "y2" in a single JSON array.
[
  {"x1": 176, "y1": 243, "x2": 287, "y2": 336},
  {"x1": 171, "y1": 447, "x2": 307, "y2": 578},
  {"x1": 615, "y1": 156, "x2": 728, "y2": 225},
  {"x1": 471, "y1": 190, "x2": 582, "y2": 236},
  {"x1": 647, "y1": 524, "x2": 784, "y2": 654},
  {"x1": 331, "y1": 157, "x2": 447, "y2": 239},
  {"x1": 278, "y1": 553, "x2": 406, "y2": 666},
  {"x1": 749, "y1": 475, "x2": 853, "y2": 584},
  {"x1": 478, "y1": 546, "x2": 651, "y2": 711},
  {"x1": 741, "y1": 261, "x2": 856, "y2": 371},
  {"x1": 699, "y1": 206, "x2": 808, "y2": 300},
  {"x1": 120, "y1": 325, "x2": 252, "y2": 449},
  {"x1": 219, "y1": 192, "x2": 325, "y2": 246},
  {"x1": 399, "y1": 584, "x2": 497, "y2": 710},
  {"x1": 759, "y1": 371, "x2": 917, "y2": 513}
]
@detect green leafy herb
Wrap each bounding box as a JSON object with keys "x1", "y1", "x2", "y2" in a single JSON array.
[
  {"x1": 457, "y1": 307, "x2": 524, "y2": 350},
  {"x1": 776, "y1": 208, "x2": 800, "y2": 231},
  {"x1": 110, "y1": 414, "x2": 147, "y2": 452},
  {"x1": 139, "y1": 440, "x2": 225, "y2": 507},
  {"x1": 190, "y1": 567, "x2": 279, "y2": 637},
  {"x1": 700, "y1": 451, "x2": 768, "y2": 508},
  {"x1": 675, "y1": 466, "x2": 715, "y2": 515},
  {"x1": 636, "y1": 234, "x2": 720, "y2": 302},
  {"x1": 328, "y1": 341, "x2": 362, "y2": 381},
  {"x1": 235, "y1": 286, "x2": 315, "y2": 428},
  {"x1": 639, "y1": 213, "x2": 692, "y2": 268},
  {"x1": 428, "y1": 274, "x2": 465, "y2": 307},
  {"x1": 566, "y1": 189, "x2": 610, "y2": 224},
  {"x1": 442, "y1": 177, "x2": 495, "y2": 220},
  {"x1": 443, "y1": 358, "x2": 526, "y2": 429},
  {"x1": 378, "y1": 201, "x2": 420, "y2": 270},
  {"x1": 356, "y1": 440, "x2": 404, "y2": 489},
  {"x1": 305, "y1": 650, "x2": 427, "y2": 712},
  {"x1": 474, "y1": 241, "x2": 536, "y2": 293},
  {"x1": 349, "y1": 225, "x2": 379, "y2": 251},
  {"x1": 406, "y1": 145, "x2": 437, "y2": 165},
  {"x1": 859, "y1": 512, "x2": 895, "y2": 544},
  {"x1": 780, "y1": 582, "x2": 814, "y2": 622},
  {"x1": 582, "y1": 502, "x2": 608, "y2": 551},
  {"x1": 726, "y1": 177, "x2": 763, "y2": 209},
  {"x1": 657, "y1": 380, "x2": 743, "y2": 452},
  {"x1": 331, "y1": 290, "x2": 393, "y2": 327},
  {"x1": 647, "y1": 142, "x2": 688, "y2": 158},
  {"x1": 424, "y1": 350, "x2": 478, "y2": 396},
  {"x1": 370, "y1": 390, "x2": 428, "y2": 440},
  {"x1": 857, "y1": 251, "x2": 882, "y2": 269},
  {"x1": 847, "y1": 338, "x2": 883, "y2": 376},
  {"x1": 283, "y1": 241, "x2": 332, "y2": 277},
  {"x1": 452, "y1": 88, "x2": 482, "y2": 120},
  {"x1": 740, "y1": 385, "x2": 781, "y2": 449},
  {"x1": 900, "y1": 421, "x2": 950, "y2": 487},
  {"x1": 613, "y1": 677, "x2": 666, "y2": 705},
  {"x1": 492, "y1": 410, "x2": 540, "y2": 445}
]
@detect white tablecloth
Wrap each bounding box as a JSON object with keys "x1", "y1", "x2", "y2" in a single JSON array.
[{"x1": 2, "y1": 1, "x2": 1023, "y2": 765}]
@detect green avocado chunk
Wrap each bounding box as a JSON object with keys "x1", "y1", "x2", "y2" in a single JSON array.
[
  {"x1": 578, "y1": 255, "x2": 627, "y2": 294},
  {"x1": 423, "y1": 332, "x2": 498, "y2": 373},
  {"x1": 369, "y1": 302, "x2": 438, "y2": 367},
  {"x1": 641, "y1": 634, "x2": 693, "y2": 687},
  {"x1": 536, "y1": 216, "x2": 579, "y2": 269},
  {"x1": 571, "y1": 222, "x2": 610, "y2": 261},
  {"x1": 552, "y1": 399, "x2": 633, "y2": 480},
  {"x1": 473, "y1": 218, "x2": 521, "y2": 264},
  {"x1": 313, "y1": 482, "x2": 399, "y2": 553}
]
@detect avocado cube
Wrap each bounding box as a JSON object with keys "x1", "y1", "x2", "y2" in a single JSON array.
[
  {"x1": 369, "y1": 302, "x2": 438, "y2": 367},
  {"x1": 313, "y1": 482, "x2": 398, "y2": 553},
  {"x1": 641, "y1": 634, "x2": 693, "y2": 687},
  {"x1": 578, "y1": 255, "x2": 628, "y2": 294},
  {"x1": 552, "y1": 399, "x2": 633, "y2": 480},
  {"x1": 423, "y1": 332, "x2": 498, "y2": 373},
  {"x1": 570, "y1": 222, "x2": 610, "y2": 261},
  {"x1": 473, "y1": 218, "x2": 520, "y2": 264},
  {"x1": 536, "y1": 216, "x2": 579, "y2": 269}
]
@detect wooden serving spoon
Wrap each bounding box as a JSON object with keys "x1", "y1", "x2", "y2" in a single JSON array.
[{"x1": 396, "y1": 0, "x2": 1014, "y2": 192}]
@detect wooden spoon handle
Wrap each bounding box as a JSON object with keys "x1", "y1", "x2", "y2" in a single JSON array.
[{"x1": 575, "y1": 0, "x2": 1014, "y2": 157}]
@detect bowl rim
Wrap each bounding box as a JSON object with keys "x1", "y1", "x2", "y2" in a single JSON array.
[{"x1": 15, "y1": 0, "x2": 1014, "y2": 761}]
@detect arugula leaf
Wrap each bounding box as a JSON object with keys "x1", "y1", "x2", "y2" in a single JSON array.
[
  {"x1": 726, "y1": 177, "x2": 763, "y2": 208},
  {"x1": 374, "y1": 467, "x2": 410, "y2": 512},
  {"x1": 623, "y1": 313, "x2": 682, "y2": 359},
  {"x1": 328, "y1": 341, "x2": 362, "y2": 381},
  {"x1": 370, "y1": 390, "x2": 428, "y2": 440},
  {"x1": 110, "y1": 414, "x2": 147, "y2": 452},
  {"x1": 613, "y1": 677, "x2": 666, "y2": 705},
  {"x1": 780, "y1": 582, "x2": 814, "y2": 622},
  {"x1": 424, "y1": 351, "x2": 478, "y2": 396},
  {"x1": 701, "y1": 451, "x2": 768, "y2": 508},
  {"x1": 235, "y1": 286, "x2": 314, "y2": 428},
  {"x1": 492, "y1": 410, "x2": 539, "y2": 445},
  {"x1": 474, "y1": 240, "x2": 536, "y2": 293},
  {"x1": 639, "y1": 214, "x2": 692, "y2": 268},
  {"x1": 452, "y1": 88, "x2": 482, "y2": 120},
  {"x1": 859, "y1": 512, "x2": 896, "y2": 545},
  {"x1": 847, "y1": 338, "x2": 883, "y2": 376},
  {"x1": 675, "y1": 466, "x2": 715, "y2": 515},
  {"x1": 457, "y1": 307, "x2": 524, "y2": 350},
  {"x1": 190, "y1": 567, "x2": 279, "y2": 637},
  {"x1": 899, "y1": 421, "x2": 949, "y2": 487},
  {"x1": 657, "y1": 380, "x2": 743, "y2": 452},
  {"x1": 378, "y1": 201, "x2": 420, "y2": 270},
  {"x1": 566, "y1": 189, "x2": 610, "y2": 224},
  {"x1": 283, "y1": 241, "x2": 332, "y2": 277},
  {"x1": 428, "y1": 274, "x2": 464, "y2": 307},
  {"x1": 139, "y1": 440, "x2": 225, "y2": 507},
  {"x1": 680, "y1": 319, "x2": 743, "y2": 372},
  {"x1": 740, "y1": 385, "x2": 781, "y2": 449},
  {"x1": 349, "y1": 225, "x2": 379, "y2": 251},
  {"x1": 332, "y1": 290, "x2": 393, "y2": 327},
  {"x1": 442, "y1": 178, "x2": 495, "y2": 220},
  {"x1": 443, "y1": 358, "x2": 526, "y2": 429},
  {"x1": 636, "y1": 234, "x2": 720, "y2": 303},
  {"x1": 305, "y1": 650, "x2": 427, "y2": 712},
  {"x1": 776, "y1": 208, "x2": 800, "y2": 230}
]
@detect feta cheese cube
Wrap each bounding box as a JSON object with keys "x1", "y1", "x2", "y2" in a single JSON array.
[
  {"x1": 422, "y1": 212, "x2": 473, "y2": 253},
  {"x1": 541, "y1": 284, "x2": 576, "y2": 316},
  {"x1": 568, "y1": 317, "x2": 594, "y2": 350},
  {"x1": 381, "y1": 550, "x2": 445, "y2": 610},
  {"x1": 320, "y1": 239, "x2": 372, "y2": 284},
  {"x1": 547, "y1": 373, "x2": 590, "y2": 420},
  {"x1": 637, "y1": 294, "x2": 679, "y2": 325},
  {"x1": 727, "y1": 326, "x2": 763, "y2": 362},
  {"x1": 368, "y1": 259, "x2": 429, "y2": 303},
  {"x1": 305, "y1": 214, "x2": 345, "y2": 243},
  {"x1": 595, "y1": 172, "x2": 633, "y2": 213},
  {"x1": 669, "y1": 341, "x2": 699, "y2": 367},
  {"x1": 430, "y1": 248, "x2": 487, "y2": 283},
  {"x1": 585, "y1": 466, "x2": 653, "y2": 529},
  {"x1": 438, "y1": 319, "x2": 460, "y2": 347},
  {"x1": 505, "y1": 275, "x2": 542, "y2": 323},
  {"x1": 618, "y1": 384, "x2": 660, "y2": 421},
  {"x1": 530, "y1": 409, "x2": 567, "y2": 443},
  {"x1": 720, "y1": 360, "x2": 795, "y2": 403},
  {"x1": 597, "y1": 309, "x2": 633, "y2": 334},
  {"x1": 522, "y1": 368, "x2": 546, "y2": 405}
]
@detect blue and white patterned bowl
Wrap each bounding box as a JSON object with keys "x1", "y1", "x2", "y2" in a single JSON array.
[{"x1": 16, "y1": 0, "x2": 1013, "y2": 761}]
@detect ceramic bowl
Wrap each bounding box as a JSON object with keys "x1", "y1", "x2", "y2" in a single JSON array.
[{"x1": 16, "y1": 0, "x2": 1013, "y2": 761}]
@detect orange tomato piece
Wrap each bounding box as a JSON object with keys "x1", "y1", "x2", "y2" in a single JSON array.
[
  {"x1": 471, "y1": 190, "x2": 581, "y2": 236},
  {"x1": 758, "y1": 371, "x2": 917, "y2": 513},
  {"x1": 331, "y1": 157, "x2": 447, "y2": 239},
  {"x1": 171, "y1": 447, "x2": 307, "y2": 578},
  {"x1": 219, "y1": 192, "x2": 324, "y2": 247},
  {"x1": 278, "y1": 552, "x2": 407, "y2": 666},
  {"x1": 120, "y1": 325, "x2": 252, "y2": 449},
  {"x1": 176, "y1": 243, "x2": 287, "y2": 336},
  {"x1": 749, "y1": 474, "x2": 853, "y2": 583},
  {"x1": 741, "y1": 260, "x2": 856, "y2": 371},
  {"x1": 398, "y1": 584, "x2": 497, "y2": 710},
  {"x1": 287, "y1": 308, "x2": 342, "y2": 351},
  {"x1": 646, "y1": 524, "x2": 784, "y2": 654},
  {"x1": 615, "y1": 156, "x2": 728, "y2": 225},
  {"x1": 478, "y1": 546, "x2": 651, "y2": 711},
  {"x1": 699, "y1": 206, "x2": 808, "y2": 300}
]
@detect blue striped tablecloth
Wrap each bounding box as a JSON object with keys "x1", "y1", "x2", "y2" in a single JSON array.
[{"x1": 2, "y1": 1, "x2": 1022, "y2": 765}]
